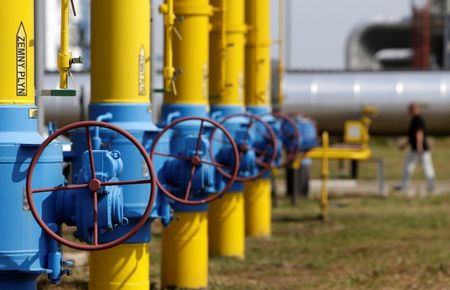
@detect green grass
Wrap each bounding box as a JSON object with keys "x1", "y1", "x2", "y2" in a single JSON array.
[
  {"x1": 40, "y1": 194, "x2": 450, "y2": 290},
  {"x1": 202, "y1": 196, "x2": 450, "y2": 290},
  {"x1": 38, "y1": 137, "x2": 450, "y2": 289}
]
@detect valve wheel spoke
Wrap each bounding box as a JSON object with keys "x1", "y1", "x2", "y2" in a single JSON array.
[
  {"x1": 153, "y1": 151, "x2": 190, "y2": 161},
  {"x1": 33, "y1": 179, "x2": 152, "y2": 195},
  {"x1": 85, "y1": 127, "x2": 97, "y2": 180},
  {"x1": 92, "y1": 191, "x2": 98, "y2": 245},
  {"x1": 195, "y1": 120, "x2": 205, "y2": 155},
  {"x1": 242, "y1": 117, "x2": 254, "y2": 144},
  {"x1": 86, "y1": 126, "x2": 100, "y2": 245},
  {"x1": 183, "y1": 165, "x2": 197, "y2": 201},
  {"x1": 199, "y1": 159, "x2": 234, "y2": 170},
  {"x1": 255, "y1": 126, "x2": 272, "y2": 141},
  {"x1": 254, "y1": 148, "x2": 269, "y2": 156},
  {"x1": 100, "y1": 179, "x2": 152, "y2": 187},
  {"x1": 32, "y1": 183, "x2": 89, "y2": 193},
  {"x1": 284, "y1": 132, "x2": 297, "y2": 138},
  {"x1": 256, "y1": 158, "x2": 271, "y2": 169}
]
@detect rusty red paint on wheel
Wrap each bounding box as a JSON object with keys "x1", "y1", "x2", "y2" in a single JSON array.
[
  {"x1": 210, "y1": 112, "x2": 278, "y2": 182},
  {"x1": 26, "y1": 121, "x2": 157, "y2": 251},
  {"x1": 150, "y1": 116, "x2": 240, "y2": 205},
  {"x1": 272, "y1": 112, "x2": 301, "y2": 168}
]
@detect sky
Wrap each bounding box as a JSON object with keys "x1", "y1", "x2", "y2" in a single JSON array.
[{"x1": 271, "y1": 0, "x2": 411, "y2": 69}]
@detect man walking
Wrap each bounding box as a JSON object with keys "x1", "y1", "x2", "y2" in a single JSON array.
[{"x1": 397, "y1": 103, "x2": 435, "y2": 193}]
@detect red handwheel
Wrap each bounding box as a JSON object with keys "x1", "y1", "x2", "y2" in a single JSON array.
[
  {"x1": 211, "y1": 112, "x2": 278, "y2": 182},
  {"x1": 150, "y1": 116, "x2": 240, "y2": 205},
  {"x1": 26, "y1": 121, "x2": 157, "y2": 251},
  {"x1": 272, "y1": 112, "x2": 300, "y2": 168}
]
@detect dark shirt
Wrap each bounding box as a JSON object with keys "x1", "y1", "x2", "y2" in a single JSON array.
[{"x1": 408, "y1": 115, "x2": 429, "y2": 151}]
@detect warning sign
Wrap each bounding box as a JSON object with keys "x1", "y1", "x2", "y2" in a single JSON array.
[
  {"x1": 138, "y1": 46, "x2": 146, "y2": 96},
  {"x1": 16, "y1": 22, "x2": 27, "y2": 96}
]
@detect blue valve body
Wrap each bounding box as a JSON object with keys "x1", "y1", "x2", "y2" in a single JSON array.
[
  {"x1": 57, "y1": 150, "x2": 125, "y2": 243},
  {"x1": 210, "y1": 105, "x2": 256, "y2": 191},
  {"x1": 155, "y1": 118, "x2": 216, "y2": 212},
  {"x1": 68, "y1": 103, "x2": 171, "y2": 243},
  {"x1": 159, "y1": 104, "x2": 217, "y2": 212},
  {"x1": 296, "y1": 117, "x2": 318, "y2": 151},
  {"x1": 0, "y1": 106, "x2": 65, "y2": 288}
]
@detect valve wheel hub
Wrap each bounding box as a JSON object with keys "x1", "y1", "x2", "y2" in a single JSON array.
[
  {"x1": 88, "y1": 179, "x2": 102, "y2": 191},
  {"x1": 239, "y1": 144, "x2": 249, "y2": 153},
  {"x1": 191, "y1": 155, "x2": 202, "y2": 166}
]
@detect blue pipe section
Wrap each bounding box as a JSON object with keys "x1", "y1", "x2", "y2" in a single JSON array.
[{"x1": 0, "y1": 106, "x2": 65, "y2": 289}]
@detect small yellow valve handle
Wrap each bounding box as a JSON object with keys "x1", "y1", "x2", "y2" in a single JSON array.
[
  {"x1": 160, "y1": 0, "x2": 178, "y2": 94},
  {"x1": 58, "y1": 0, "x2": 82, "y2": 90}
]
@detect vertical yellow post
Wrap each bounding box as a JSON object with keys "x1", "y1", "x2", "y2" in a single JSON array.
[
  {"x1": 163, "y1": 0, "x2": 212, "y2": 105},
  {"x1": 277, "y1": 0, "x2": 285, "y2": 110},
  {"x1": 0, "y1": 0, "x2": 35, "y2": 105},
  {"x1": 91, "y1": 0, "x2": 150, "y2": 104},
  {"x1": 244, "y1": 0, "x2": 273, "y2": 238},
  {"x1": 90, "y1": 244, "x2": 150, "y2": 290},
  {"x1": 244, "y1": 179, "x2": 272, "y2": 237},
  {"x1": 208, "y1": 0, "x2": 246, "y2": 259},
  {"x1": 320, "y1": 132, "x2": 329, "y2": 221},
  {"x1": 244, "y1": 0, "x2": 271, "y2": 108},
  {"x1": 209, "y1": 0, "x2": 246, "y2": 106},
  {"x1": 161, "y1": 0, "x2": 213, "y2": 289},
  {"x1": 89, "y1": 1, "x2": 151, "y2": 290},
  {"x1": 208, "y1": 191, "x2": 245, "y2": 258},
  {"x1": 162, "y1": 212, "x2": 208, "y2": 288}
]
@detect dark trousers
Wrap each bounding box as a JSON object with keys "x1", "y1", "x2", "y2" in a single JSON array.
[{"x1": 286, "y1": 165, "x2": 311, "y2": 204}]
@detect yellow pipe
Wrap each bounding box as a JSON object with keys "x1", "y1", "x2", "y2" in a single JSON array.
[
  {"x1": 0, "y1": 0, "x2": 35, "y2": 105},
  {"x1": 164, "y1": 0, "x2": 212, "y2": 105},
  {"x1": 209, "y1": 0, "x2": 246, "y2": 106},
  {"x1": 277, "y1": 0, "x2": 285, "y2": 109},
  {"x1": 89, "y1": 1, "x2": 151, "y2": 289},
  {"x1": 245, "y1": 0, "x2": 271, "y2": 107},
  {"x1": 89, "y1": 244, "x2": 150, "y2": 290},
  {"x1": 306, "y1": 147, "x2": 372, "y2": 160},
  {"x1": 243, "y1": 0, "x2": 272, "y2": 239},
  {"x1": 162, "y1": 212, "x2": 208, "y2": 289},
  {"x1": 160, "y1": 1, "x2": 213, "y2": 288},
  {"x1": 208, "y1": 0, "x2": 246, "y2": 259},
  {"x1": 211, "y1": 0, "x2": 229, "y2": 100},
  {"x1": 57, "y1": 0, "x2": 71, "y2": 89},
  {"x1": 91, "y1": 0, "x2": 151, "y2": 104},
  {"x1": 160, "y1": 0, "x2": 176, "y2": 94},
  {"x1": 244, "y1": 179, "x2": 272, "y2": 237},
  {"x1": 208, "y1": 192, "x2": 245, "y2": 259},
  {"x1": 320, "y1": 132, "x2": 329, "y2": 221}
]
